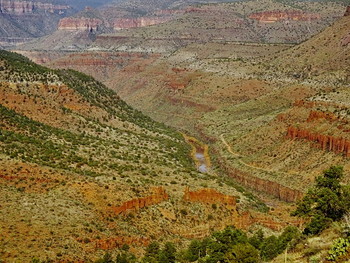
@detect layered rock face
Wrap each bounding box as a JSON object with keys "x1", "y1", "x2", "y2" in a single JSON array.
[
  {"x1": 228, "y1": 169, "x2": 303, "y2": 202},
  {"x1": 215, "y1": 155, "x2": 303, "y2": 202},
  {"x1": 286, "y1": 126, "x2": 350, "y2": 157},
  {"x1": 249, "y1": 10, "x2": 320, "y2": 23},
  {"x1": 112, "y1": 187, "x2": 169, "y2": 215},
  {"x1": 237, "y1": 212, "x2": 303, "y2": 231},
  {"x1": 183, "y1": 188, "x2": 236, "y2": 208},
  {"x1": 113, "y1": 17, "x2": 172, "y2": 30},
  {"x1": 0, "y1": 0, "x2": 69, "y2": 14},
  {"x1": 58, "y1": 17, "x2": 103, "y2": 30}
]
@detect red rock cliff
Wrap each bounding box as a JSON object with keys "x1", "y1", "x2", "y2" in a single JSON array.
[
  {"x1": 249, "y1": 10, "x2": 320, "y2": 23},
  {"x1": 112, "y1": 187, "x2": 169, "y2": 215},
  {"x1": 0, "y1": 0, "x2": 69, "y2": 14},
  {"x1": 213, "y1": 152, "x2": 303, "y2": 202},
  {"x1": 58, "y1": 17, "x2": 103, "y2": 30},
  {"x1": 307, "y1": 110, "x2": 338, "y2": 122},
  {"x1": 287, "y1": 126, "x2": 350, "y2": 157},
  {"x1": 183, "y1": 188, "x2": 236, "y2": 208},
  {"x1": 231, "y1": 169, "x2": 303, "y2": 202}
]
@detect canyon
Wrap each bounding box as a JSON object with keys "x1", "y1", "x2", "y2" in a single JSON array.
[{"x1": 3, "y1": 3, "x2": 350, "y2": 262}]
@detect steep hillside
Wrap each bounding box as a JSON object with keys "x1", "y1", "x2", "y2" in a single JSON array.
[
  {"x1": 0, "y1": 50, "x2": 302, "y2": 262},
  {"x1": 267, "y1": 11, "x2": 350, "y2": 83},
  {"x1": 29, "y1": 5, "x2": 350, "y2": 200}
]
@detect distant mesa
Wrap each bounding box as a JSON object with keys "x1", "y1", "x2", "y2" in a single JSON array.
[
  {"x1": 113, "y1": 17, "x2": 172, "y2": 30},
  {"x1": 249, "y1": 10, "x2": 320, "y2": 23},
  {"x1": 0, "y1": 0, "x2": 70, "y2": 15},
  {"x1": 58, "y1": 17, "x2": 103, "y2": 30},
  {"x1": 58, "y1": 15, "x2": 174, "y2": 31}
]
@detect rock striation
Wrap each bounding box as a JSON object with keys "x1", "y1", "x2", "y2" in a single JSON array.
[
  {"x1": 0, "y1": 0, "x2": 69, "y2": 15},
  {"x1": 214, "y1": 154, "x2": 303, "y2": 202},
  {"x1": 236, "y1": 212, "x2": 303, "y2": 231},
  {"x1": 58, "y1": 17, "x2": 103, "y2": 30},
  {"x1": 230, "y1": 169, "x2": 303, "y2": 202},
  {"x1": 183, "y1": 188, "x2": 236, "y2": 209},
  {"x1": 286, "y1": 126, "x2": 350, "y2": 157},
  {"x1": 112, "y1": 187, "x2": 169, "y2": 215},
  {"x1": 113, "y1": 17, "x2": 171, "y2": 30},
  {"x1": 249, "y1": 10, "x2": 320, "y2": 23}
]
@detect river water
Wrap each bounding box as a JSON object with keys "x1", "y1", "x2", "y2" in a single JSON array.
[{"x1": 195, "y1": 152, "x2": 207, "y2": 173}]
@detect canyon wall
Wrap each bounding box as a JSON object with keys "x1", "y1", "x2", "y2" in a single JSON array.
[
  {"x1": 112, "y1": 187, "x2": 169, "y2": 216},
  {"x1": 0, "y1": 0, "x2": 69, "y2": 14},
  {"x1": 230, "y1": 169, "x2": 303, "y2": 202},
  {"x1": 58, "y1": 17, "x2": 103, "y2": 30},
  {"x1": 286, "y1": 126, "x2": 350, "y2": 157},
  {"x1": 249, "y1": 10, "x2": 320, "y2": 23},
  {"x1": 183, "y1": 188, "x2": 236, "y2": 209},
  {"x1": 113, "y1": 17, "x2": 172, "y2": 30},
  {"x1": 58, "y1": 16, "x2": 173, "y2": 31},
  {"x1": 213, "y1": 150, "x2": 303, "y2": 202}
]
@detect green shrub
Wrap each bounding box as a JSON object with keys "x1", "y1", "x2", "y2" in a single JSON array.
[{"x1": 326, "y1": 238, "x2": 350, "y2": 261}]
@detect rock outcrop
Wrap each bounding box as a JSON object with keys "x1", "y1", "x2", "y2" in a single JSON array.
[
  {"x1": 183, "y1": 188, "x2": 236, "y2": 209},
  {"x1": 58, "y1": 17, "x2": 103, "y2": 30},
  {"x1": 112, "y1": 187, "x2": 169, "y2": 215},
  {"x1": 0, "y1": 0, "x2": 69, "y2": 15},
  {"x1": 211, "y1": 148, "x2": 303, "y2": 202},
  {"x1": 345, "y1": 6, "x2": 350, "y2": 16},
  {"x1": 113, "y1": 17, "x2": 171, "y2": 30},
  {"x1": 307, "y1": 110, "x2": 338, "y2": 122},
  {"x1": 183, "y1": 187, "x2": 302, "y2": 231},
  {"x1": 287, "y1": 126, "x2": 350, "y2": 157},
  {"x1": 230, "y1": 169, "x2": 303, "y2": 202},
  {"x1": 249, "y1": 10, "x2": 320, "y2": 23}
]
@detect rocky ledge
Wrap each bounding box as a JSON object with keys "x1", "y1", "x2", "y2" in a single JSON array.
[{"x1": 0, "y1": 0, "x2": 69, "y2": 15}]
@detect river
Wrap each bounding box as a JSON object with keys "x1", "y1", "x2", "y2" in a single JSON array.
[
  {"x1": 195, "y1": 152, "x2": 208, "y2": 173},
  {"x1": 182, "y1": 134, "x2": 210, "y2": 173}
]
